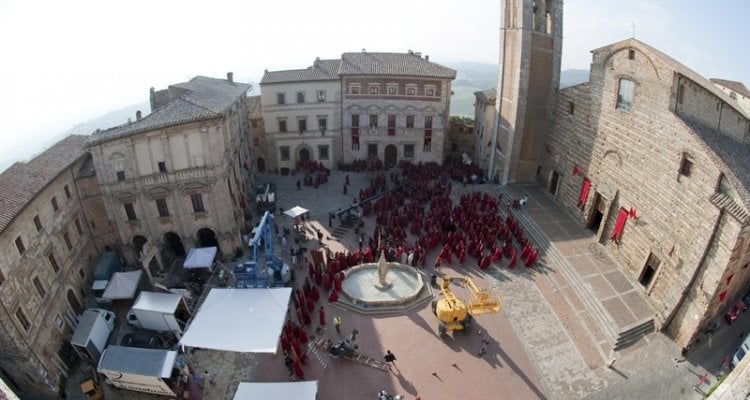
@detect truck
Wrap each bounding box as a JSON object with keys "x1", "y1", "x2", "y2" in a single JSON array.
[
  {"x1": 97, "y1": 345, "x2": 179, "y2": 397},
  {"x1": 92, "y1": 251, "x2": 124, "y2": 303},
  {"x1": 127, "y1": 291, "x2": 190, "y2": 338},
  {"x1": 70, "y1": 309, "x2": 116, "y2": 364}
]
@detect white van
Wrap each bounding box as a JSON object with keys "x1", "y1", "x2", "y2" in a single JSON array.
[{"x1": 732, "y1": 334, "x2": 750, "y2": 368}]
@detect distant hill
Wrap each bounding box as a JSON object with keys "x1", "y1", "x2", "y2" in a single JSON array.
[
  {"x1": 446, "y1": 62, "x2": 590, "y2": 118},
  {"x1": 63, "y1": 101, "x2": 150, "y2": 137}
]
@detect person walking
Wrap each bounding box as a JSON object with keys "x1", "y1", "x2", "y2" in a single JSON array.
[
  {"x1": 333, "y1": 316, "x2": 342, "y2": 334},
  {"x1": 318, "y1": 306, "x2": 326, "y2": 327},
  {"x1": 384, "y1": 350, "x2": 397, "y2": 370}
]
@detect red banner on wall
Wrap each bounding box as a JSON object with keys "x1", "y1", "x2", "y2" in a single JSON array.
[{"x1": 610, "y1": 208, "x2": 628, "y2": 243}]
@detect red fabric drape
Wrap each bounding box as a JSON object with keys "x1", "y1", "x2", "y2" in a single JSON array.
[
  {"x1": 610, "y1": 208, "x2": 628, "y2": 243},
  {"x1": 578, "y1": 179, "x2": 591, "y2": 206}
]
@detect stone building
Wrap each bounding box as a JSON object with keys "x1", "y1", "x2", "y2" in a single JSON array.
[
  {"x1": 0, "y1": 135, "x2": 110, "y2": 397},
  {"x1": 259, "y1": 59, "x2": 341, "y2": 174},
  {"x1": 541, "y1": 37, "x2": 750, "y2": 347},
  {"x1": 711, "y1": 78, "x2": 750, "y2": 115},
  {"x1": 473, "y1": 88, "x2": 498, "y2": 172},
  {"x1": 446, "y1": 119, "x2": 475, "y2": 165},
  {"x1": 247, "y1": 95, "x2": 268, "y2": 175},
  {"x1": 494, "y1": 0, "x2": 563, "y2": 184},
  {"x1": 340, "y1": 51, "x2": 456, "y2": 166},
  {"x1": 86, "y1": 74, "x2": 252, "y2": 270},
  {"x1": 260, "y1": 51, "x2": 456, "y2": 169}
]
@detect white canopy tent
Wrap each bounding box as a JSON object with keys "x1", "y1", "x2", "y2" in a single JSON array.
[
  {"x1": 183, "y1": 246, "x2": 217, "y2": 269},
  {"x1": 283, "y1": 206, "x2": 309, "y2": 218},
  {"x1": 101, "y1": 270, "x2": 143, "y2": 300},
  {"x1": 178, "y1": 288, "x2": 291, "y2": 353},
  {"x1": 233, "y1": 381, "x2": 318, "y2": 400}
]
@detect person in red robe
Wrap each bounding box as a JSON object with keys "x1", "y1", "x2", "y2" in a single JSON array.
[
  {"x1": 280, "y1": 334, "x2": 290, "y2": 353},
  {"x1": 334, "y1": 273, "x2": 343, "y2": 292},
  {"x1": 509, "y1": 248, "x2": 517, "y2": 269},
  {"x1": 318, "y1": 306, "x2": 326, "y2": 327},
  {"x1": 297, "y1": 327, "x2": 308, "y2": 344},
  {"x1": 323, "y1": 273, "x2": 332, "y2": 291},
  {"x1": 311, "y1": 286, "x2": 320, "y2": 302},
  {"x1": 306, "y1": 296, "x2": 314, "y2": 312},
  {"x1": 328, "y1": 289, "x2": 339, "y2": 303},
  {"x1": 525, "y1": 249, "x2": 538, "y2": 268},
  {"x1": 293, "y1": 359, "x2": 304, "y2": 379},
  {"x1": 480, "y1": 254, "x2": 490, "y2": 270}
]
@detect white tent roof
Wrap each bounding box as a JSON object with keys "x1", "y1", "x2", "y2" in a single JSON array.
[
  {"x1": 283, "y1": 206, "x2": 309, "y2": 218},
  {"x1": 102, "y1": 270, "x2": 143, "y2": 300},
  {"x1": 233, "y1": 381, "x2": 317, "y2": 400},
  {"x1": 132, "y1": 291, "x2": 182, "y2": 314},
  {"x1": 184, "y1": 247, "x2": 217, "y2": 269},
  {"x1": 179, "y1": 288, "x2": 291, "y2": 353}
]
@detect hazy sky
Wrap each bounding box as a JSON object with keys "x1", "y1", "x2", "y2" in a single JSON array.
[{"x1": 1, "y1": 0, "x2": 748, "y2": 171}]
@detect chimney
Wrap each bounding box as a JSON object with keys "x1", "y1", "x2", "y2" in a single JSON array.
[
  {"x1": 227, "y1": 72, "x2": 234, "y2": 83},
  {"x1": 425, "y1": 55, "x2": 429, "y2": 61},
  {"x1": 136, "y1": 110, "x2": 142, "y2": 121},
  {"x1": 149, "y1": 87, "x2": 156, "y2": 112}
]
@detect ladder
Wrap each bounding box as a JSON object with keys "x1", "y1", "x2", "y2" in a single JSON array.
[
  {"x1": 307, "y1": 342, "x2": 327, "y2": 370},
  {"x1": 346, "y1": 352, "x2": 389, "y2": 371}
]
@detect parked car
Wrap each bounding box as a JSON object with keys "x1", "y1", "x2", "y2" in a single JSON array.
[{"x1": 120, "y1": 331, "x2": 167, "y2": 349}]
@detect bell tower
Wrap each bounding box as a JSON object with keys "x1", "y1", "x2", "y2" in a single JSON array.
[{"x1": 490, "y1": 0, "x2": 563, "y2": 184}]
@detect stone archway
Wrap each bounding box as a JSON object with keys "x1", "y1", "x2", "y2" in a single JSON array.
[
  {"x1": 299, "y1": 148, "x2": 311, "y2": 162},
  {"x1": 67, "y1": 289, "x2": 83, "y2": 315},
  {"x1": 257, "y1": 157, "x2": 266, "y2": 173},
  {"x1": 197, "y1": 228, "x2": 219, "y2": 249},
  {"x1": 163, "y1": 231, "x2": 186, "y2": 257},
  {"x1": 384, "y1": 144, "x2": 397, "y2": 168}
]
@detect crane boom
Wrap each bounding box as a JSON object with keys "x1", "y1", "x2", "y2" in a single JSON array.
[{"x1": 440, "y1": 276, "x2": 501, "y2": 316}]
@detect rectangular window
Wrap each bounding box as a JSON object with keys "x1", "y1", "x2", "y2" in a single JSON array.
[
  {"x1": 639, "y1": 253, "x2": 661, "y2": 288},
  {"x1": 15, "y1": 236, "x2": 25, "y2": 255},
  {"x1": 63, "y1": 232, "x2": 72, "y2": 250},
  {"x1": 156, "y1": 198, "x2": 170, "y2": 217},
  {"x1": 64, "y1": 185, "x2": 71, "y2": 199},
  {"x1": 297, "y1": 92, "x2": 305, "y2": 103},
  {"x1": 610, "y1": 208, "x2": 628, "y2": 243},
  {"x1": 278, "y1": 119, "x2": 287, "y2": 133},
  {"x1": 424, "y1": 116, "x2": 433, "y2": 129},
  {"x1": 48, "y1": 253, "x2": 60, "y2": 273},
  {"x1": 617, "y1": 78, "x2": 634, "y2": 111},
  {"x1": 568, "y1": 102, "x2": 575, "y2": 115},
  {"x1": 33, "y1": 277, "x2": 46, "y2": 298},
  {"x1": 388, "y1": 115, "x2": 396, "y2": 136},
  {"x1": 158, "y1": 161, "x2": 167, "y2": 173},
  {"x1": 426, "y1": 88, "x2": 435, "y2": 96},
  {"x1": 628, "y1": 49, "x2": 635, "y2": 60},
  {"x1": 280, "y1": 146, "x2": 290, "y2": 161},
  {"x1": 350, "y1": 85, "x2": 360, "y2": 94},
  {"x1": 318, "y1": 118, "x2": 327, "y2": 132},
  {"x1": 351, "y1": 114, "x2": 359, "y2": 127},
  {"x1": 276, "y1": 93, "x2": 285, "y2": 104},
  {"x1": 679, "y1": 156, "x2": 693, "y2": 177},
  {"x1": 74, "y1": 218, "x2": 83, "y2": 235},
  {"x1": 351, "y1": 129, "x2": 360, "y2": 150},
  {"x1": 388, "y1": 86, "x2": 397, "y2": 95},
  {"x1": 124, "y1": 203, "x2": 137, "y2": 221},
  {"x1": 116, "y1": 171, "x2": 126, "y2": 181},
  {"x1": 191, "y1": 193, "x2": 205, "y2": 213},
  {"x1": 318, "y1": 145, "x2": 329, "y2": 160},
  {"x1": 33, "y1": 215, "x2": 43, "y2": 232},
  {"x1": 16, "y1": 309, "x2": 30, "y2": 331},
  {"x1": 423, "y1": 137, "x2": 432, "y2": 152},
  {"x1": 51, "y1": 196, "x2": 59, "y2": 212},
  {"x1": 406, "y1": 115, "x2": 415, "y2": 128},
  {"x1": 404, "y1": 144, "x2": 415, "y2": 158},
  {"x1": 369, "y1": 86, "x2": 379, "y2": 94},
  {"x1": 367, "y1": 144, "x2": 378, "y2": 157},
  {"x1": 298, "y1": 118, "x2": 307, "y2": 133},
  {"x1": 317, "y1": 90, "x2": 326, "y2": 102},
  {"x1": 407, "y1": 87, "x2": 416, "y2": 95},
  {"x1": 369, "y1": 114, "x2": 378, "y2": 128}
]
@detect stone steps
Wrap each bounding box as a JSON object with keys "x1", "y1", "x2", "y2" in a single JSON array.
[{"x1": 613, "y1": 318, "x2": 655, "y2": 351}]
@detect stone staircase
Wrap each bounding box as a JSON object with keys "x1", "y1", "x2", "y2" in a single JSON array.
[
  {"x1": 613, "y1": 318, "x2": 655, "y2": 351},
  {"x1": 476, "y1": 185, "x2": 620, "y2": 348}
]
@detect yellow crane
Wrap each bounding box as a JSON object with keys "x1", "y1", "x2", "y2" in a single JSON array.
[{"x1": 431, "y1": 276, "x2": 501, "y2": 336}]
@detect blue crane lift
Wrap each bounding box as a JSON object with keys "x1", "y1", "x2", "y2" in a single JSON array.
[{"x1": 234, "y1": 210, "x2": 291, "y2": 288}]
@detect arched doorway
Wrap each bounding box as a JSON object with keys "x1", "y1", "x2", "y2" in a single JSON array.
[
  {"x1": 163, "y1": 232, "x2": 186, "y2": 257},
  {"x1": 197, "y1": 228, "x2": 218, "y2": 248},
  {"x1": 384, "y1": 144, "x2": 397, "y2": 167},
  {"x1": 299, "y1": 148, "x2": 310, "y2": 162},
  {"x1": 257, "y1": 157, "x2": 266, "y2": 172},
  {"x1": 67, "y1": 289, "x2": 83, "y2": 315}
]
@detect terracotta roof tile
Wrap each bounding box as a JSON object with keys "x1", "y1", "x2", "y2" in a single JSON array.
[
  {"x1": 339, "y1": 52, "x2": 456, "y2": 79},
  {"x1": 710, "y1": 79, "x2": 750, "y2": 99},
  {"x1": 87, "y1": 76, "x2": 249, "y2": 146},
  {"x1": 0, "y1": 135, "x2": 88, "y2": 233},
  {"x1": 260, "y1": 60, "x2": 340, "y2": 84}
]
